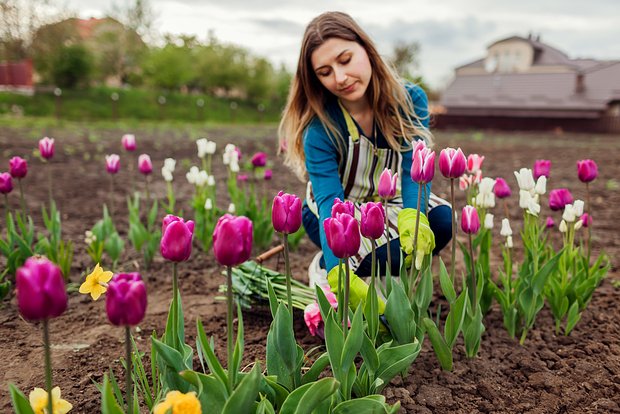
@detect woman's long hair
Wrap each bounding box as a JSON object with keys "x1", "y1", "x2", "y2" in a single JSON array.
[{"x1": 278, "y1": 11, "x2": 432, "y2": 180}]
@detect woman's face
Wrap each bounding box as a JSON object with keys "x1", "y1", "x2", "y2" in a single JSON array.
[{"x1": 310, "y1": 38, "x2": 372, "y2": 105}]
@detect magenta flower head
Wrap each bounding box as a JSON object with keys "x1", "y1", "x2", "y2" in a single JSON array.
[
  {"x1": 264, "y1": 169, "x2": 272, "y2": 180},
  {"x1": 105, "y1": 154, "x2": 120, "y2": 174},
  {"x1": 213, "y1": 214, "x2": 253, "y2": 266},
  {"x1": 466, "y1": 154, "x2": 484, "y2": 174},
  {"x1": 16, "y1": 256, "x2": 67, "y2": 321},
  {"x1": 0, "y1": 172, "x2": 13, "y2": 194},
  {"x1": 272, "y1": 191, "x2": 302, "y2": 234},
  {"x1": 548, "y1": 188, "x2": 573, "y2": 211},
  {"x1": 138, "y1": 154, "x2": 152, "y2": 175},
  {"x1": 331, "y1": 198, "x2": 355, "y2": 217},
  {"x1": 493, "y1": 177, "x2": 512, "y2": 199},
  {"x1": 237, "y1": 173, "x2": 248, "y2": 182},
  {"x1": 323, "y1": 213, "x2": 360, "y2": 259},
  {"x1": 9, "y1": 156, "x2": 28, "y2": 179},
  {"x1": 378, "y1": 168, "x2": 398, "y2": 199},
  {"x1": 577, "y1": 159, "x2": 598, "y2": 183},
  {"x1": 106, "y1": 273, "x2": 147, "y2": 326},
  {"x1": 121, "y1": 134, "x2": 136, "y2": 152},
  {"x1": 360, "y1": 201, "x2": 385, "y2": 240},
  {"x1": 546, "y1": 217, "x2": 555, "y2": 228},
  {"x1": 580, "y1": 213, "x2": 592, "y2": 228},
  {"x1": 39, "y1": 137, "x2": 55, "y2": 160},
  {"x1": 439, "y1": 147, "x2": 466, "y2": 179},
  {"x1": 160, "y1": 215, "x2": 195, "y2": 262},
  {"x1": 251, "y1": 152, "x2": 267, "y2": 167},
  {"x1": 533, "y1": 160, "x2": 551, "y2": 180},
  {"x1": 411, "y1": 148, "x2": 435, "y2": 183},
  {"x1": 461, "y1": 205, "x2": 480, "y2": 235}
]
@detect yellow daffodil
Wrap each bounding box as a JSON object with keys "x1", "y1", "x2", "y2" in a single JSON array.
[
  {"x1": 398, "y1": 208, "x2": 435, "y2": 270},
  {"x1": 78, "y1": 263, "x2": 113, "y2": 300},
  {"x1": 29, "y1": 386, "x2": 72, "y2": 414},
  {"x1": 154, "y1": 391, "x2": 201, "y2": 414}
]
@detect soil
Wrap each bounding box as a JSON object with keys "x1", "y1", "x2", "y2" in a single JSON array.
[{"x1": 1, "y1": 123, "x2": 619, "y2": 414}]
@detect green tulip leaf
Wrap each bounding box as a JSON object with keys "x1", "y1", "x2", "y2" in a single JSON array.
[
  {"x1": 222, "y1": 363, "x2": 262, "y2": 414},
  {"x1": 9, "y1": 384, "x2": 35, "y2": 414}
]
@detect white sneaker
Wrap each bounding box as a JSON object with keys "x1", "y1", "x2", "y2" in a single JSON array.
[{"x1": 308, "y1": 251, "x2": 328, "y2": 288}]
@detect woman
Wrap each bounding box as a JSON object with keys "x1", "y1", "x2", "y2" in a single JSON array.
[{"x1": 279, "y1": 11, "x2": 452, "y2": 279}]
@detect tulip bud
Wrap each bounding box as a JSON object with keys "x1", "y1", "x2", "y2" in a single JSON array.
[
  {"x1": 230, "y1": 160, "x2": 240, "y2": 173},
  {"x1": 546, "y1": 217, "x2": 555, "y2": 228},
  {"x1": 0, "y1": 172, "x2": 13, "y2": 194},
  {"x1": 264, "y1": 169, "x2": 272, "y2": 180},
  {"x1": 514, "y1": 168, "x2": 535, "y2": 191},
  {"x1": 411, "y1": 148, "x2": 435, "y2": 183},
  {"x1": 16, "y1": 257, "x2": 67, "y2": 321},
  {"x1": 461, "y1": 205, "x2": 480, "y2": 234},
  {"x1": 105, "y1": 154, "x2": 120, "y2": 174},
  {"x1": 580, "y1": 213, "x2": 592, "y2": 228},
  {"x1": 160, "y1": 215, "x2": 194, "y2": 262},
  {"x1": 559, "y1": 220, "x2": 568, "y2": 233},
  {"x1": 439, "y1": 147, "x2": 466, "y2": 179},
  {"x1": 548, "y1": 188, "x2": 573, "y2": 211},
  {"x1": 207, "y1": 175, "x2": 215, "y2": 186},
  {"x1": 535, "y1": 176, "x2": 546, "y2": 195},
  {"x1": 574, "y1": 219, "x2": 583, "y2": 231},
  {"x1": 466, "y1": 154, "x2": 484, "y2": 174},
  {"x1": 500, "y1": 218, "x2": 512, "y2": 237},
  {"x1": 323, "y1": 213, "x2": 361, "y2": 258},
  {"x1": 204, "y1": 198, "x2": 213, "y2": 210},
  {"x1": 577, "y1": 159, "x2": 598, "y2": 183},
  {"x1": 213, "y1": 214, "x2": 253, "y2": 266},
  {"x1": 533, "y1": 160, "x2": 551, "y2": 179},
  {"x1": 459, "y1": 174, "x2": 473, "y2": 191},
  {"x1": 304, "y1": 303, "x2": 324, "y2": 338},
  {"x1": 106, "y1": 273, "x2": 147, "y2": 326},
  {"x1": 39, "y1": 137, "x2": 55, "y2": 160},
  {"x1": 494, "y1": 177, "x2": 511, "y2": 199},
  {"x1": 378, "y1": 168, "x2": 397, "y2": 199},
  {"x1": 506, "y1": 236, "x2": 513, "y2": 248},
  {"x1": 138, "y1": 154, "x2": 152, "y2": 175},
  {"x1": 573, "y1": 200, "x2": 584, "y2": 217},
  {"x1": 272, "y1": 191, "x2": 302, "y2": 234},
  {"x1": 331, "y1": 198, "x2": 355, "y2": 217},
  {"x1": 484, "y1": 213, "x2": 494, "y2": 229},
  {"x1": 251, "y1": 152, "x2": 267, "y2": 167},
  {"x1": 196, "y1": 138, "x2": 209, "y2": 158},
  {"x1": 162, "y1": 167, "x2": 173, "y2": 182},
  {"x1": 121, "y1": 134, "x2": 136, "y2": 151},
  {"x1": 228, "y1": 203, "x2": 236, "y2": 213},
  {"x1": 360, "y1": 201, "x2": 385, "y2": 240},
  {"x1": 163, "y1": 158, "x2": 176, "y2": 172},
  {"x1": 9, "y1": 156, "x2": 28, "y2": 178},
  {"x1": 237, "y1": 174, "x2": 248, "y2": 183}
]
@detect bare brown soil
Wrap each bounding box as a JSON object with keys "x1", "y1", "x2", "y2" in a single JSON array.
[{"x1": 1, "y1": 123, "x2": 619, "y2": 413}]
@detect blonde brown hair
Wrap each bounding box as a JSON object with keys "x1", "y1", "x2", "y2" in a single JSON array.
[{"x1": 278, "y1": 11, "x2": 432, "y2": 180}]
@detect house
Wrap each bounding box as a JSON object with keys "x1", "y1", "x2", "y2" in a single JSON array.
[
  {"x1": 438, "y1": 35, "x2": 620, "y2": 132},
  {"x1": 0, "y1": 59, "x2": 34, "y2": 94}
]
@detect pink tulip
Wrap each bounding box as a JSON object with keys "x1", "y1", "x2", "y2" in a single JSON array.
[
  {"x1": 461, "y1": 205, "x2": 480, "y2": 234},
  {"x1": 546, "y1": 217, "x2": 555, "y2": 228},
  {"x1": 39, "y1": 137, "x2": 55, "y2": 160},
  {"x1": 304, "y1": 303, "x2": 323, "y2": 337},
  {"x1": 548, "y1": 188, "x2": 573, "y2": 211},
  {"x1": 493, "y1": 177, "x2": 511, "y2": 199},
  {"x1": 411, "y1": 148, "x2": 435, "y2": 183},
  {"x1": 577, "y1": 159, "x2": 598, "y2": 183},
  {"x1": 237, "y1": 174, "x2": 248, "y2": 182},
  {"x1": 533, "y1": 160, "x2": 551, "y2": 180},
  {"x1": 264, "y1": 169, "x2": 272, "y2": 180},
  {"x1": 580, "y1": 213, "x2": 592, "y2": 228},
  {"x1": 272, "y1": 191, "x2": 302, "y2": 234},
  {"x1": 331, "y1": 198, "x2": 355, "y2": 217},
  {"x1": 106, "y1": 273, "x2": 147, "y2": 326},
  {"x1": 251, "y1": 152, "x2": 267, "y2": 167},
  {"x1": 9, "y1": 156, "x2": 27, "y2": 178},
  {"x1": 466, "y1": 154, "x2": 485, "y2": 174},
  {"x1": 160, "y1": 215, "x2": 194, "y2": 262},
  {"x1": 439, "y1": 147, "x2": 466, "y2": 179},
  {"x1": 138, "y1": 154, "x2": 152, "y2": 175},
  {"x1": 105, "y1": 154, "x2": 120, "y2": 174},
  {"x1": 323, "y1": 213, "x2": 360, "y2": 259},
  {"x1": 378, "y1": 168, "x2": 397, "y2": 199},
  {"x1": 16, "y1": 257, "x2": 67, "y2": 321},
  {"x1": 122, "y1": 134, "x2": 136, "y2": 152},
  {"x1": 213, "y1": 214, "x2": 253, "y2": 266},
  {"x1": 360, "y1": 201, "x2": 385, "y2": 240},
  {"x1": 459, "y1": 174, "x2": 473, "y2": 191},
  {"x1": 0, "y1": 172, "x2": 12, "y2": 194}
]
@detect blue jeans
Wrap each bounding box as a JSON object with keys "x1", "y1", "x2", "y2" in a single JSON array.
[{"x1": 302, "y1": 204, "x2": 452, "y2": 277}]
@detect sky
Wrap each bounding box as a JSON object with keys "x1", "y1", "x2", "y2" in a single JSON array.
[{"x1": 65, "y1": 0, "x2": 619, "y2": 90}]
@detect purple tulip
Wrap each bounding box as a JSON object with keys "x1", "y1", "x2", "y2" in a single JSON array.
[
  {"x1": 160, "y1": 215, "x2": 194, "y2": 262},
  {"x1": 411, "y1": 147, "x2": 435, "y2": 183},
  {"x1": 237, "y1": 174, "x2": 248, "y2": 182},
  {"x1": 39, "y1": 137, "x2": 55, "y2": 160},
  {"x1": 461, "y1": 205, "x2": 480, "y2": 235},
  {"x1": 577, "y1": 159, "x2": 598, "y2": 183},
  {"x1": 0, "y1": 172, "x2": 12, "y2": 194},
  {"x1": 213, "y1": 214, "x2": 253, "y2": 266},
  {"x1": 138, "y1": 154, "x2": 152, "y2": 175},
  {"x1": 360, "y1": 202, "x2": 385, "y2": 240},
  {"x1": 264, "y1": 169, "x2": 272, "y2": 180},
  {"x1": 272, "y1": 191, "x2": 302, "y2": 234},
  {"x1": 323, "y1": 213, "x2": 360, "y2": 259},
  {"x1": 251, "y1": 152, "x2": 267, "y2": 167},
  {"x1": 466, "y1": 154, "x2": 484, "y2": 174},
  {"x1": 439, "y1": 147, "x2": 466, "y2": 179},
  {"x1": 9, "y1": 156, "x2": 27, "y2": 178},
  {"x1": 16, "y1": 257, "x2": 67, "y2": 321},
  {"x1": 533, "y1": 160, "x2": 551, "y2": 180},
  {"x1": 106, "y1": 273, "x2": 147, "y2": 326},
  {"x1": 105, "y1": 154, "x2": 120, "y2": 174},
  {"x1": 122, "y1": 134, "x2": 136, "y2": 152},
  {"x1": 580, "y1": 213, "x2": 592, "y2": 228},
  {"x1": 546, "y1": 217, "x2": 555, "y2": 228},
  {"x1": 548, "y1": 188, "x2": 573, "y2": 211},
  {"x1": 494, "y1": 177, "x2": 512, "y2": 199},
  {"x1": 331, "y1": 198, "x2": 355, "y2": 217},
  {"x1": 378, "y1": 168, "x2": 398, "y2": 199}
]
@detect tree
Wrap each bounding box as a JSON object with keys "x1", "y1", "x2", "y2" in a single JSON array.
[
  {"x1": 51, "y1": 43, "x2": 93, "y2": 88},
  {"x1": 389, "y1": 39, "x2": 432, "y2": 97},
  {"x1": 143, "y1": 43, "x2": 195, "y2": 90}
]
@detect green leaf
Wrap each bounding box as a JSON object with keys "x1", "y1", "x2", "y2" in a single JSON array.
[
  {"x1": 101, "y1": 374, "x2": 125, "y2": 414},
  {"x1": 231, "y1": 303, "x2": 245, "y2": 387},
  {"x1": 267, "y1": 279, "x2": 279, "y2": 319},
  {"x1": 263, "y1": 375, "x2": 291, "y2": 409},
  {"x1": 359, "y1": 333, "x2": 379, "y2": 375},
  {"x1": 280, "y1": 377, "x2": 339, "y2": 414},
  {"x1": 384, "y1": 282, "x2": 416, "y2": 345},
  {"x1": 414, "y1": 267, "x2": 433, "y2": 313},
  {"x1": 324, "y1": 310, "x2": 344, "y2": 374},
  {"x1": 301, "y1": 352, "x2": 330, "y2": 385},
  {"x1": 565, "y1": 301, "x2": 582, "y2": 335},
  {"x1": 222, "y1": 363, "x2": 262, "y2": 414},
  {"x1": 257, "y1": 398, "x2": 276, "y2": 414},
  {"x1": 273, "y1": 303, "x2": 297, "y2": 373},
  {"x1": 374, "y1": 342, "x2": 420, "y2": 393},
  {"x1": 444, "y1": 289, "x2": 467, "y2": 349},
  {"x1": 196, "y1": 319, "x2": 228, "y2": 388},
  {"x1": 340, "y1": 306, "x2": 364, "y2": 373},
  {"x1": 180, "y1": 370, "x2": 228, "y2": 414},
  {"x1": 422, "y1": 317, "x2": 452, "y2": 371},
  {"x1": 9, "y1": 384, "x2": 35, "y2": 414},
  {"x1": 333, "y1": 395, "x2": 391, "y2": 413},
  {"x1": 532, "y1": 248, "x2": 564, "y2": 295},
  {"x1": 152, "y1": 337, "x2": 190, "y2": 392},
  {"x1": 438, "y1": 258, "x2": 456, "y2": 303}
]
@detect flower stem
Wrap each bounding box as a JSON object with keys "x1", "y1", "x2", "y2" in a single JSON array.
[
  {"x1": 409, "y1": 183, "x2": 423, "y2": 299},
  {"x1": 18, "y1": 178, "x2": 26, "y2": 217},
  {"x1": 282, "y1": 233, "x2": 293, "y2": 320},
  {"x1": 384, "y1": 199, "x2": 391, "y2": 274},
  {"x1": 110, "y1": 175, "x2": 115, "y2": 219},
  {"x1": 344, "y1": 259, "x2": 351, "y2": 340},
  {"x1": 503, "y1": 199, "x2": 510, "y2": 222},
  {"x1": 226, "y1": 265, "x2": 234, "y2": 393},
  {"x1": 145, "y1": 176, "x2": 150, "y2": 202},
  {"x1": 172, "y1": 262, "x2": 179, "y2": 348},
  {"x1": 4, "y1": 193, "x2": 8, "y2": 219},
  {"x1": 48, "y1": 163, "x2": 53, "y2": 207},
  {"x1": 125, "y1": 325, "x2": 133, "y2": 414},
  {"x1": 43, "y1": 319, "x2": 54, "y2": 414},
  {"x1": 450, "y1": 178, "x2": 456, "y2": 283},
  {"x1": 468, "y1": 234, "x2": 477, "y2": 310},
  {"x1": 586, "y1": 182, "x2": 591, "y2": 275}
]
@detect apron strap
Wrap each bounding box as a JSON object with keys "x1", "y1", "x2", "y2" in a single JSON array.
[{"x1": 337, "y1": 100, "x2": 360, "y2": 142}]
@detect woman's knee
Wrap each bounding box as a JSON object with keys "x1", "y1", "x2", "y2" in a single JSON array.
[{"x1": 429, "y1": 205, "x2": 453, "y2": 254}]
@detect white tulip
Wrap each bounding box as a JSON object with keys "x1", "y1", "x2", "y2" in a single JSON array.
[
  {"x1": 484, "y1": 213, "x2": 494, "y2": 229},
  {"x1": 562, "y1": 204, "x2": 576, "y2": 222},
  {"x1": 519, "y1": 190, "x2": 532, "y2": 209},
  {"x1": 228, "y1": 203, "x2": 236, "y2": 213},
  {"x1": 479, "y1": 177, "x2": 496, "y2": 194},
  {"x1": 162, "y1": 167, "x2": 173, "y2": 182},
  {"x1": 225, "y1": 143, "x2": 236, "y2": 153},
  {"x1": 506, "y1": 235, "x2": 513, "y2": 248},
  {"x1": 222, "y1": 152, "x2": 231, "y2": 165},
  {"x1": 526, "y1": 198, "x2": 540, "y2": 216},
  {"x1": 186, "y1": 166, "x2": 200, "y2": 184},
  {"x1": 207, "y1": 175, "x2": 215, "y2": 186},
  {"x1": 230, "y1": 160, "x2": 240, "y2": 173},
  {"x1": 559, "y1": 219, "x2": 568, "y2": 233},
  {"x1": 573, "y1": 200, "x2": 584, "y2": 217},
  {"x1": 500, "y1": 218, "x2": 512, "y2": 237},
  {"x1": 164, "y1": 158, "x2": 176, "y2": 172},
  {"x1": 204, "y1": 198, "x2": 213, "y2": 210},
  {"x1": 574, "y1": 219, "x2": 583, "y2": 231},
  {"x1": 475, "y1": 192, "x2": 496, "y2": 209},
  {"x1": 196, "y1": 170, "x2": 208, "y2": 186},
  {"x1": 197, "y1": 138, "x2": 209, "y2": 158},
  {"x1": 535, "y1": 176, "x2": 547, "y2": 195},
  {"x1": 514, "y1": 168, "x2": 535, "y2": 191},
  {"x1": 205, "y1": 141, "x2": 216, "y2": 155}
]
